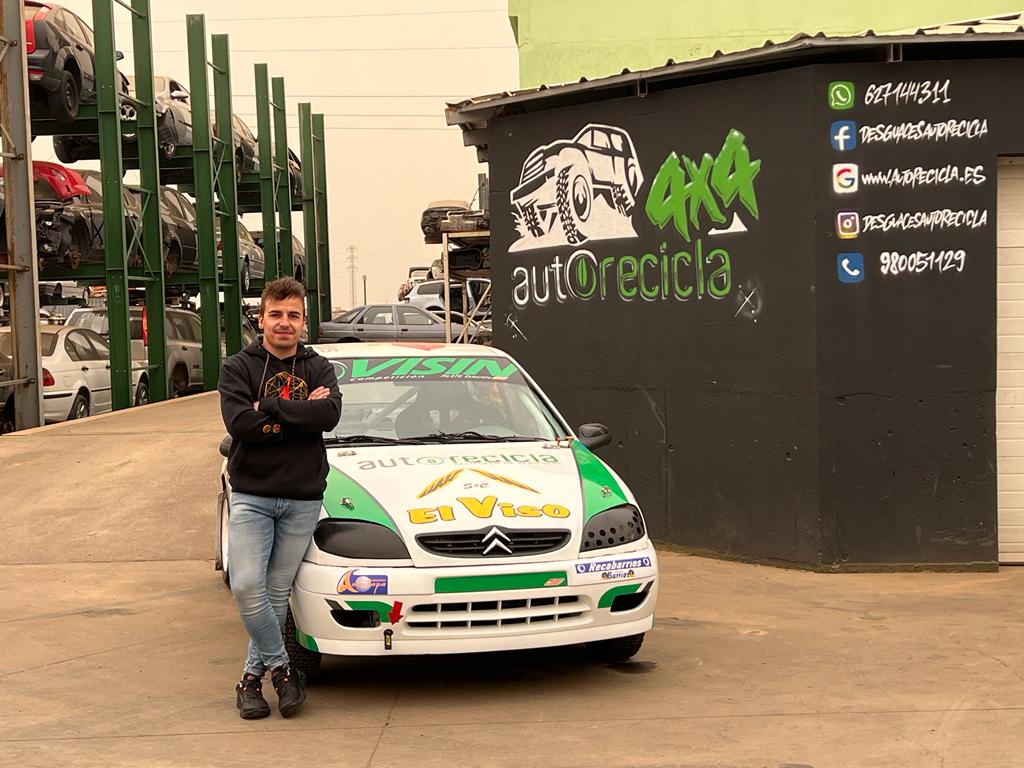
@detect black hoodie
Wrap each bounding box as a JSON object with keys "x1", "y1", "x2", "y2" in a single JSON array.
[{"x1": 218, "y1": 338, "x2": 343, "y2": 500}]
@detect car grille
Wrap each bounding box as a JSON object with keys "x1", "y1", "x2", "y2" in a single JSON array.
[
  {"x1": 416, "y1": 528, "x2": 571, "y2": 558},
  {"x1": 405, "y1": 595, "x2": 590, "y2": 635}
]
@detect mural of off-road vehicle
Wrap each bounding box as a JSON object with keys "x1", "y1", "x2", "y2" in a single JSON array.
[{"x1": 510, "y1": 124, "x2": 643, "y2": 249}]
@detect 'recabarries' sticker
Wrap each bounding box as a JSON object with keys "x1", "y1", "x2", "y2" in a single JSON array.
[{"x1": 575, "y1": 557, "x2": 653, "y2": 574}]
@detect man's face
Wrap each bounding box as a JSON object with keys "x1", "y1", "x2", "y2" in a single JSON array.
[{"x1": 260, "y1": 295, "x2": 305, "y2": 352}]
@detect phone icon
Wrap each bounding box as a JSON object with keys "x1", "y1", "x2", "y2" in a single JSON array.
[
  {"x1": 829, "y1": 81, "x2": 855, "y2": 110},
  {"x1": 837, "y1": 253, "x2": 865, "y2": 284}
]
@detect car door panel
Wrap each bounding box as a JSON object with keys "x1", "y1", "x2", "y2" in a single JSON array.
[{"x1": 356, "y1": 306, "x2": 397, "y2": 342}]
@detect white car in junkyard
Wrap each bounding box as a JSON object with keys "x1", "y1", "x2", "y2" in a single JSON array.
[
  {"x1": 216, "y1": 344, "x2": 658, "y2": 678},
  {"x1": 0, "y1": 325, "x2": 147, "y2": 422}
]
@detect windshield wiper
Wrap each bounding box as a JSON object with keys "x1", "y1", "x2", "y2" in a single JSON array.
[
  {"x1": 324, "y1": 435, "x2": 425, "y2": 445},
  {"x1": 412, "y1": 431, "x2": 547, "y2": 443}
]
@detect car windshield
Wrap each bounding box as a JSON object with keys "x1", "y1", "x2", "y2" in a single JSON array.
[
  {"x1": 0, "y1": 329, "x2": 58, "y2": 357},
  {"x1": 325, "y1": 355, "x2": 567, "y2": 444}
]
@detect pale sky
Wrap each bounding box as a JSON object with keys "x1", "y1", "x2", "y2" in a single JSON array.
[{"x1": 36, "y1": 1, "x2": 518, "y2": 309}]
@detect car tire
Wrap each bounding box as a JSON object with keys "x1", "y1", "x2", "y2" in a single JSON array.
[
  {"x1": 169, "y1": 366, "x2": 188, "y2": 398},
  {"x1": 216, "y1": 491, "x2": 231, "y2": 587},
  {"x1": 555, "y1": 164, "x2": 593, "y2": 246},
  {"x1": 0, "y1": 401, "x2": 14, "y2": 435},
  {"x1": 159, "y1": 142, "x2": 176, "y2": 160},
  {"x1": 68, "y1": 392, "x2": 89, "y2": 420},
  {"x1": 241, "y1": 261, "x2": 251, "y2": 292},
  {"x1": 164, "y1": 245, "x2": 181, "y2": 277},
  {"x1": 283, "y1": 608, "x2": 322, "y2": 683},
  {"x1": 53, "y1": 137, "x2": 81, "y2": 164},
  {"x1": 585, "y1": 633, "x2": 645, "y2": 663},
  {"x1": 49, "y1": 69, "x2": 80, "y2": 122},
  {"x1": 134, "y1": 379, "x2": 149, "y2": 406}
]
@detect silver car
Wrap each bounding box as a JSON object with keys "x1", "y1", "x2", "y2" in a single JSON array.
[
  {"x1": 317, "y1": 304, "x2": 469, "y2": 343},
  {"x1": 64, "y1": 306, "x2": 205, "y2": 396}
]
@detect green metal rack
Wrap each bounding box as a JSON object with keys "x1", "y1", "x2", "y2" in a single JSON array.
[{"x1": 26, "y1": 5, "x2": 333, "y2": 409}]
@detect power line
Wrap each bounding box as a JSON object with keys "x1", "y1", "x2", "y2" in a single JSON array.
[
  {"x1": 116, "y1": 9, "x2": 508, "y2": 24},
  {"x1": 232, "y1": 112, "x2": 443, "y2": 118}
]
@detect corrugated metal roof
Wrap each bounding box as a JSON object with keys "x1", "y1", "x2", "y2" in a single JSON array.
[
  {"x1": 899, "y1": 11, "x2": 1024, "y2": 35},
  {"x1": 446, "y1": 14, "x2": 1024, "y2": 160}
]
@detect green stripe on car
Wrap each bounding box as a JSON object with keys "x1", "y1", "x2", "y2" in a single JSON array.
[
  {"x1": 295, "y1": 628, "x2": 319, "y2": 652},
  {"x1": 323, "y1": 467, "x2": 399, "y2": 532},
  {"x1": 598, "y1": 582, "x2": 643, "y2": 609},
  {"x1": 345, "y1": 600, "x2": 394, "y2": 623},
  {"x1": 434, "y1": 571, "x2": 568, "y2": 593},
  {"x1": 571, "y1": 440, "x2": 629, "y2": 521}
]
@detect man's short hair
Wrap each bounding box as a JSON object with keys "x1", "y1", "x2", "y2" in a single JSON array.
[{"x1": 260, "y1": 277, "x2": 306, "y2": 314}]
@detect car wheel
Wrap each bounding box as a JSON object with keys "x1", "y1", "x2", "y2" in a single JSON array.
[
  {"x1": 216, "y1": 491, "x2": 231, "y2": 587},
  {"x1": 48, "y1": 70, "x2": 80, "y2": 122},
  {"x1": 555, "y1": 164, "x2": 593, "y2": 246},
  {"x1": 0, "y1": 402, "x2": 14, "y2": 435},
  {"x1": 159, "y1": 142, "x2": 176, "y2": 160},
  {"x1": 241, "y1": 261, "x2": 251, "y2": 292},
  {"x1": 283, "y1": 608, "x2": 322, "y2": 683},
  {"x1": 134, "y1": 379, "x2": 149, "y2": 406},
  {"x1": 53, "y1": 137, "x2": 81, "y2": 164},
  {"x1": 69, "y1": 392, "x2": 89, "y2": 420},
  {"x1": 585, "y1": 633, "x2": 646, "y2": 663},
  {"x1": 169, "y1": 366, "x2": 188, "y2": 398},
  {"x1": 164, "y1": 245, "x2": 181, "y2": 277}
]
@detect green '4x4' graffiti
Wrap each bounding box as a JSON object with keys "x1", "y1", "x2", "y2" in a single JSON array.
[{"x1": 644, "y1": 129, "x2": 761, "y2": 243}]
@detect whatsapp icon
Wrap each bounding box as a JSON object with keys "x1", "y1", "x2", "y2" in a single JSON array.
[{"x1": 828, "y1": 81, "x2": 855, "y2": 110}]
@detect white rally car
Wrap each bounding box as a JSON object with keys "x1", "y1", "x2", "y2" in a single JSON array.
[{"x1": 216, "y1": 344, "x2": 658, "y2": 679}]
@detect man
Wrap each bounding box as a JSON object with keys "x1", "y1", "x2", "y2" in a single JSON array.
[{"x1": 218, "y1": 277, "x2": 342, "y2": 720}]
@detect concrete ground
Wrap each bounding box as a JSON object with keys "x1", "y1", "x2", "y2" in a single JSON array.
[{"x1": 2, "y1": 394, "x2": 1024, "y2": 768}]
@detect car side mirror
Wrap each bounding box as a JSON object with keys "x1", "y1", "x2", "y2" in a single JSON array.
[
  {"x1": 171, "y1": 90, "x2": 188, "y2": 101},
  {"x1": 577, "y1": 423, "x2": 611, "y2": 451},
  {"x1": 116, "y1": 50, "x2": 125, "y2": 61},
  {"x1": 219, "y1": 435, "x2": 232, "y2": 458}
]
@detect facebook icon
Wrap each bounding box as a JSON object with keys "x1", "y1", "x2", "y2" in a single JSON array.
[{"x1": 831, "y1": 120, "x2": 857, "y2": 151}]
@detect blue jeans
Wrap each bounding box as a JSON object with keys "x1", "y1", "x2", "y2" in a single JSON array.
[{"x1": 229, "y1": 492, "x2": 322, "y2": 677}]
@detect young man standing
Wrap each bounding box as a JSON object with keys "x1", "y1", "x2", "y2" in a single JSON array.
[{"x1": 218, "y1": 277, "x2": 342, "y2": 719}]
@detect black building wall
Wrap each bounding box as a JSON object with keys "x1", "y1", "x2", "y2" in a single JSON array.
[{"x1": 488, "y1": 57, "x2": 1024, "y2": 570}]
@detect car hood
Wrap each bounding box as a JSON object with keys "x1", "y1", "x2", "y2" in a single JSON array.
[{"x1": 318, "y1": 440, "x2": 630, "y2": 567}]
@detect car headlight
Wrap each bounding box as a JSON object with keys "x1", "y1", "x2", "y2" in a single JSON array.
[
  {"x1": 313, "y1": 519, "x2": 410, "y2": 559},
  {"x1": 580, "y1": 505, "x2": 646, "y2": 552}
]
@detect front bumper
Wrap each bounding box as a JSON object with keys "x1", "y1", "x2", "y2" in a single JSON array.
[{"x1": 291, "y1": 545, "x2": 658, "y2": 656}]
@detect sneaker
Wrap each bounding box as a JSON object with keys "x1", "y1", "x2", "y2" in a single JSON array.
[
  {"x1": 271, "y1": 664, "x2": 307, "y2": 718},
  {"x1": 235, "y1": 673, "x2": 271, "y2": 720}
]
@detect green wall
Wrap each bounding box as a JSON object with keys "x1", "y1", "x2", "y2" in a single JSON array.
[{"x1": 509, "y1": 0, "x2": 1024, "y2": 87}]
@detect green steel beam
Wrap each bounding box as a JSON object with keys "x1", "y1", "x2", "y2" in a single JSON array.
[
  {"x1": 186, "y1": 14, "x2": 222, "y2": 391},
  {"x1": 212, "y1": 34, "x2": 243, "y2": 357},
  {"x1": 130, "y1": 0, "x2": 167, "y2": 404},
  {"x1": 298, "y1": 103, "x2": 319, "y2": 340},
  {"x1": 312, "y1": 113, "x2": 332, "y2": 321},
  {"x1": 272, "y1": 77, "x2": 293, "y2": 280},
  {"x1": 91, "y1": 0, "x2": 131, "y2": 410},
  {"x1": 254, "y1": 63, "x2": 278, "y2": 280}
]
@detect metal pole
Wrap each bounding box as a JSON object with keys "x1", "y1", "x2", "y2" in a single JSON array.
[
  {"x1": 312, "y1": 113, "x2": 331, "y2": 322},
  {"x1": 298, "y1": 103, "x2": 319, "y2": 339},
  {"x1": 362, "y1": 275, "x2": 367, "y2": 305},
  {"x1": 187, "y1": 14, "x2": 221, "y2": 390},
  {"x1": 442, "y1": 232, "x2": 451, "y2": 343},
  {"x1": 212, "y1": 33, "x2": 242, "y2": 357},
  {"x1": 254, "y1": 63, "x2": 277, "y2": 279},
  {"x1": 92, "y1": 0, "x2": 131, "y2": 410},
  {"x1": 131, "y1": 0, "x2": 167, "y2": 403},
  {"x1": 0, "y1": 0, "x2": 42, "y2": 429},
  {"x1": 272, "y1": 77, "x2": 293, "y2": 279}
]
